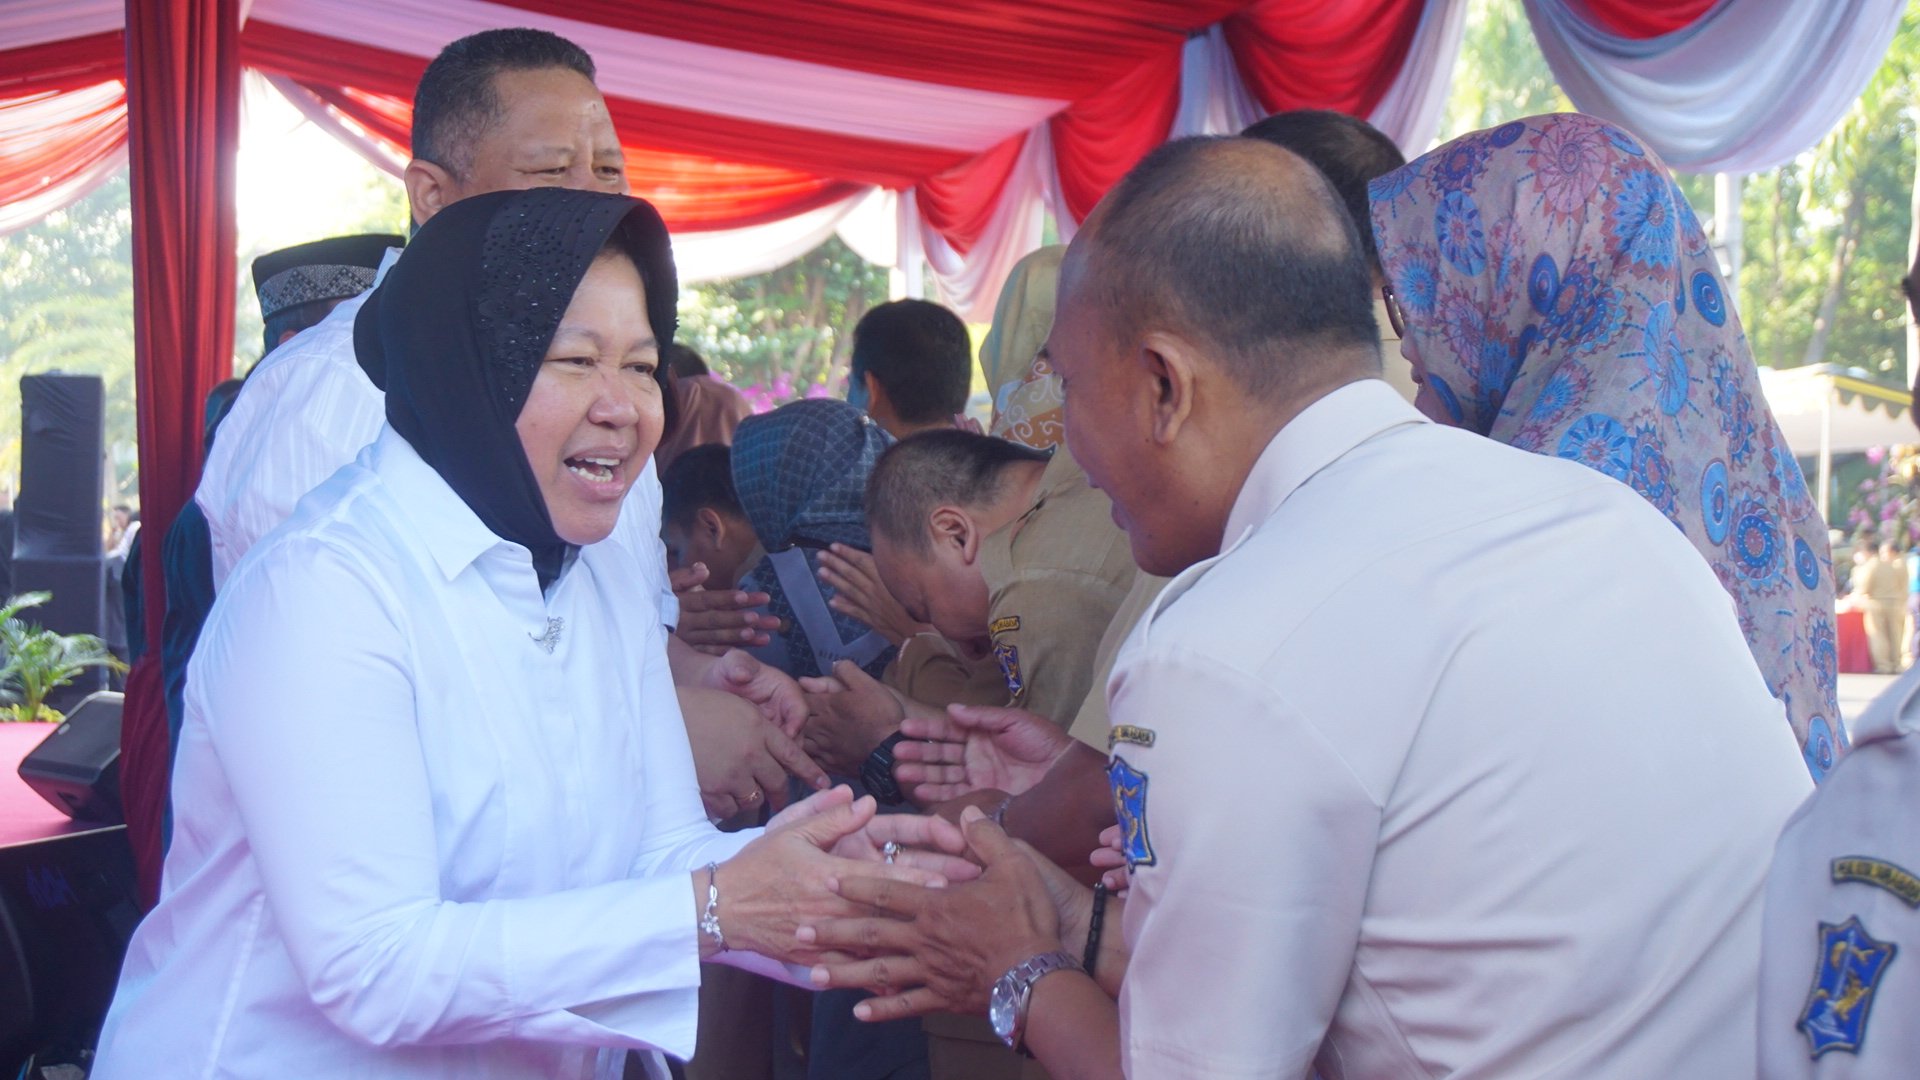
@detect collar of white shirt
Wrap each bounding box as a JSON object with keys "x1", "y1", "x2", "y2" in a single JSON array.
[
  {"x1": 371, "y1": 426, "x2": 530, "y2": 583},
  {"x1": 1220, "y1": 378, "x2": 1428, "y2": 550}
]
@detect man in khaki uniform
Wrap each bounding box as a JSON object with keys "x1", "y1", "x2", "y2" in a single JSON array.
[{"x1": 802, "y1": 431, "x2": 1134, "y2": 1080}]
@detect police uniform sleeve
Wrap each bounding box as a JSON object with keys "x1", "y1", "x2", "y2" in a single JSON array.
[
  {"x1": 1109, "y1": 643, "x2": 1376, "y2": 1079},
  {"x1": 1758, "y1": 672, "x2": 1920, "y2": 1078}
]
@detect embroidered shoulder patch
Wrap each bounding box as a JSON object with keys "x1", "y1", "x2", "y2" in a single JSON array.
[
  {"x1": 1798, "y1": 916, "x2": 1897, "y2": 1058},
  {"x1": 989, "y1": 615, "x2": 1021, "y2": 636},
  {"x1": 993, "y1": 640, "x2": 1024, "y2": 698},
  {"x1": 1107, "y1": 755, "x2": 1156, "y2": 868},
  {"x1": 1108, "y1": 724, "x2": 1156, "y2": 750},
  {"x1": 1833, "y1": 857, "x2": 1920, "y2": 907}
]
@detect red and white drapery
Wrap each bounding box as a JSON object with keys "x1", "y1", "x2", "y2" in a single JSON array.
[{"x1": 1, "y1": 0, "x2": 1904, "y2": 312}]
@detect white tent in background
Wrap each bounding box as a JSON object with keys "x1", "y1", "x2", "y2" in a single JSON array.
[{"x1": 1757, "y1": 363, "x2": 1913, "y2": 521}]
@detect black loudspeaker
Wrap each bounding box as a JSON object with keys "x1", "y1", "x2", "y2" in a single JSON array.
[
  {"x1": 0, "y1": 825, "x2": 141, "y2": 1077},
  {"x1": 18, "y1": 692, "x2": 122, "y2": 824},
  {"x1": 13, "y1": 374, "x2": 110, "y2": 704},
  {"x1": 15, "y1": 373, "x2": 106, "y2": 559}
]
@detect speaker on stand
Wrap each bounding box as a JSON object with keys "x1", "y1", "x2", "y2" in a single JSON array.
[{"x1": 11, "y1": 374, "x2": 109, "y2": 714}]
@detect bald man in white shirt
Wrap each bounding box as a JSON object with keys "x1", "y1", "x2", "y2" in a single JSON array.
[{"x1": 802, "y1": 135, "x2": 1812, "y2": 1079}]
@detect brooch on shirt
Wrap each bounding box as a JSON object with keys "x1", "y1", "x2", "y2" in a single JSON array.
[
  {"x1": 1798, "y1": 916, "x2": 1896, "y2": 1058},
  {"x1": 1107, "y1": 755, "x2": 1156, "y2": 869},
  {"x1": 530, "y1": 617, "x2": 564, "y2": 654},
  {"x1": 1832, "y1": 857, "x2": 1920, "y2": 907}
]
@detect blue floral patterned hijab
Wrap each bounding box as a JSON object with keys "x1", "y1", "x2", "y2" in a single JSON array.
[{"x1": 1369, "y1": 113, "x2": 1843, "y2": 779}]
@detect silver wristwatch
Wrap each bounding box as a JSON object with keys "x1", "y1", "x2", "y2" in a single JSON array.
[{"x1": 989, "y1": 950, "x2": 1080, "y2": 1054}]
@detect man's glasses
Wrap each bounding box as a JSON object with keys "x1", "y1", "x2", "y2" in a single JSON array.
[{"x1": 1380, "y1": 283, "x2": 1407, "y2": 338}]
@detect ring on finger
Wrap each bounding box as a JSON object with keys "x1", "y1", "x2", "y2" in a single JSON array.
[
  {"x1": 744, "y1": 789, "x2": 762, "y2": 803},
  {"x1": 882, "y1": 840, "x2": 900, "y2": 865}
]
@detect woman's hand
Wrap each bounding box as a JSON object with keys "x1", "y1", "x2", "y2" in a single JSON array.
[
  {"x1": 707, "y1": 787, "x2": 967, "y2": 964},
  {"x1": 797, "y1": 806, "x2": 1068, "y2": 1020},
  {"x1": 817, "y1": 543, "x2": 928, "y2": 647},
  {"x1": 894, "y1": 704, "x2": 1073, "y2": 802}
]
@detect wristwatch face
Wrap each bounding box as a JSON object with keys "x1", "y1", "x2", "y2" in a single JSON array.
[{"x1": 989, "y1": 974, "x2": 1018, "y2": 1046}]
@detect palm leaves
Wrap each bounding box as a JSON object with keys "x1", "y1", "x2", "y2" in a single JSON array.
[{"x1": 0, "y1": 592, "x2": 125, "y2": 723}]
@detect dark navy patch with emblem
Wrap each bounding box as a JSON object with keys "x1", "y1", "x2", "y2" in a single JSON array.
[
  {"x1": 1798, "y1": 916, "x2": 1897, "y2": 1057},
  {"x1": 993, "y1": 640, "x2": 1023, "y2": 697},
  {"x1": 1107, "y1": 755, "x2": 1155, "y2": 868}
]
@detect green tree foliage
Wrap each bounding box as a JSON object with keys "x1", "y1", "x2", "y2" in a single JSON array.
[
  {"x1": 1738, "y1": 9, "x2": 1918, "y2": 382},
  {"x1": 677, "y1": 235, "x2": 890, "y2": 406},
  {"x1": 0, "y1": 175, "x2": 139, "y2": 499}
]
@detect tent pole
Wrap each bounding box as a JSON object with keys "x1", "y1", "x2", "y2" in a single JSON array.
[{"x1": 1819, "y1": 387, "x2": 1834, "y2": 526}]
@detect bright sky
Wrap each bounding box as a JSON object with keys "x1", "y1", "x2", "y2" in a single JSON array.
[{"x1": 234, "y1": 74, "x2": 407, "y2": 261}]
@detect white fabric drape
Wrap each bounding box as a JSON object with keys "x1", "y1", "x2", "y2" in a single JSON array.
[
  {"x1": 1368, "y1": 0, "x2": 1471, "y2": 154},
  {"x1": 0, "y1": 82, "x2": 126, "y2": 235},
  {"x1": 1525, "y1": 0, "x2": 1905, "y2": 174},
  {"x1": 910, "y1": 126, "x2": 1054, "y2": 323},
  {"x1": 1174, "y1": 26, "x2": 1266, "y2": 139},
  {"x1": 265, "y1": 76, "x2": 407, "y2": 177},
  {"x1": 247, "y1": 0, "x2": 1066, "y2": 154},
  {"x1": 0, "y1": 0, "x2": 120, "y2": 52}
]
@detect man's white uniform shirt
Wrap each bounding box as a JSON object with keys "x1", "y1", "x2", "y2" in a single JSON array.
[
  {"x1": 1759, "y1": 667, "x2": 1920, "y2": 1077},
  {"x1": 1107, "y1": 380, "x2": 1812, "y2": 1079},
  {"x1": 196, "y1": 249, "x2": 676, "y2": 623},
  {"x1": 96, "y1": 430, "x2": 767, "y2": 1079}
]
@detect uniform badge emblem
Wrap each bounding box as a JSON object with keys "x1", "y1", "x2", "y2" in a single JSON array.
[
  {"x1": 1107, "y1": 756, "x2": 1155, "y2": 868},
  {"x1": 993, "y1": 640, "x2": 1024, "y2": 697},
  {"x1": 1798, "y1": 916, "x2": 1897, "y2": 1057},
  {"x1": 990, "y1": 615, "x2": 1021, "y2": 636}
]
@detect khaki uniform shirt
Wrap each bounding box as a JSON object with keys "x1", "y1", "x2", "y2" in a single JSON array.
[
  {"x1": 1066, "y1": 571, "x2": 1168, "y2": 750},
  {"x1": 977, "y1": 446, "x2": 1137, "y2": 727}
]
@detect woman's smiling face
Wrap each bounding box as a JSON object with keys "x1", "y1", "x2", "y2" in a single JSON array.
[{"x1": 515, "y1": 250, "x2": 664, "y2": 545}]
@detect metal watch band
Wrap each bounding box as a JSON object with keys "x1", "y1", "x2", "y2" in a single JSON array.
[{"x1": 1004, "y1": 949, "x2": 1080, "y2": 1055}]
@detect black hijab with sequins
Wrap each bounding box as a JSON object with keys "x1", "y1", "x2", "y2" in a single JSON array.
[{"x1": 354, "y1": 188, "x2": 678, "y2": 587}]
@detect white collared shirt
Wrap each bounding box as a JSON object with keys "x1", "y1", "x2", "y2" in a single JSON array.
[
  {"x1": 1759, "y1": 670, "x2": 1920, "y2": 1077},
  {"x1": 1108, "y1": 379, "x2": 1811, "y2": 1079},
  {"x1": 196, "y1": 251, "x2": 676, "y2": 624},
  {"x1": 98, "y1": 428, "x2": 754, "y2": 1079}
]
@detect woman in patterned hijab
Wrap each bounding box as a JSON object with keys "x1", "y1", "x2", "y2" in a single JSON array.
[
  {"x1": 1369, "y1": 112, "x2": 1843, "y2": 780},
  {"x1": 730, "y1": 398, "x2": 897, "y2": 680}
]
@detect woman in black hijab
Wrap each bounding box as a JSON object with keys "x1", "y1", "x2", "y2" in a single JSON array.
[{"x1": 94, "y1": 188, "x2": 970, "y2": 1080}]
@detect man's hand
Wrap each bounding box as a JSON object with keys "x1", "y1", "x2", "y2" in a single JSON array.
[
  {"x1": 894, "y1": 703, "x2": 1073, "y2": 802},
  {"x1": 672, "y1": 563, "x2": 781, "y2": 655},
  {"x1": 817, "y1": 543, "x2": 929, "y2": 647},
  {"x1": 799, "y1": 806, "x2": 1070, "y2": 1020},
  {"x1": 698, "y1": 648, "x2": 809, "y2": 738},
  {"x1": 800, "y1": 659, "x2": 908, "y2": 776},
  {"x1": 1090, "y1": 823, "x2": 1130, "y2": 894},
  {"x1": 711, "y1": 787, "x2": 966, "y2": 965},
  {"x1": 679, "y1": 687, "x2": 829, "y2": 821}
]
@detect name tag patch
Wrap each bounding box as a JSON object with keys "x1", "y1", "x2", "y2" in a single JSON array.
[
  {"x1": 1833, "y1": 857, "x2": 1920, "y2": 907},
  {"x1": 990, "y1": 615, "x2": 1021, "y2": 636},
  {"x1": 1798, "y1": 916, "x2": 1897, "y2": 1058},
  {"x1": 1108, "y1": 724, "x2": 1156, "y2": 750},
  {"x1": 1107, "y1": 755, "x2": 1156, "y2": 868}
]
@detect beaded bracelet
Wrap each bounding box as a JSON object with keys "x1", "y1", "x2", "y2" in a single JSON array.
[{"x1": 1083, "y1": 881, "x2": 1109, "y2": 978}]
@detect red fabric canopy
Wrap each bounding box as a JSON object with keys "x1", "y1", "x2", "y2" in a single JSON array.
[{"x1": 1568, "y1": 0, "x2": 1723, "y2": 39}]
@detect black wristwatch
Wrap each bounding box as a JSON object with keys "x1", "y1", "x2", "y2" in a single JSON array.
[{"x1": 859, "y1": 731, "x2": 909, "y2": 806}]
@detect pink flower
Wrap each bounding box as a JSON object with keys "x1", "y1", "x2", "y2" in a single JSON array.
[{"x1": 1867, "y1": 446, "x2": 1887, "y2": 465}]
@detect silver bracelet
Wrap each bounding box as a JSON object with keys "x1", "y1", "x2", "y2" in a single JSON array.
[{"x1": 698, "y1": 862, "x2": 726, "y2": 951}]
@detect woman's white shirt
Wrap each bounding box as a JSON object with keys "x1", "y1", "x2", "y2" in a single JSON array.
[{"x1": 95, "y1": 427, "x2": 753, "y2": 1079}]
